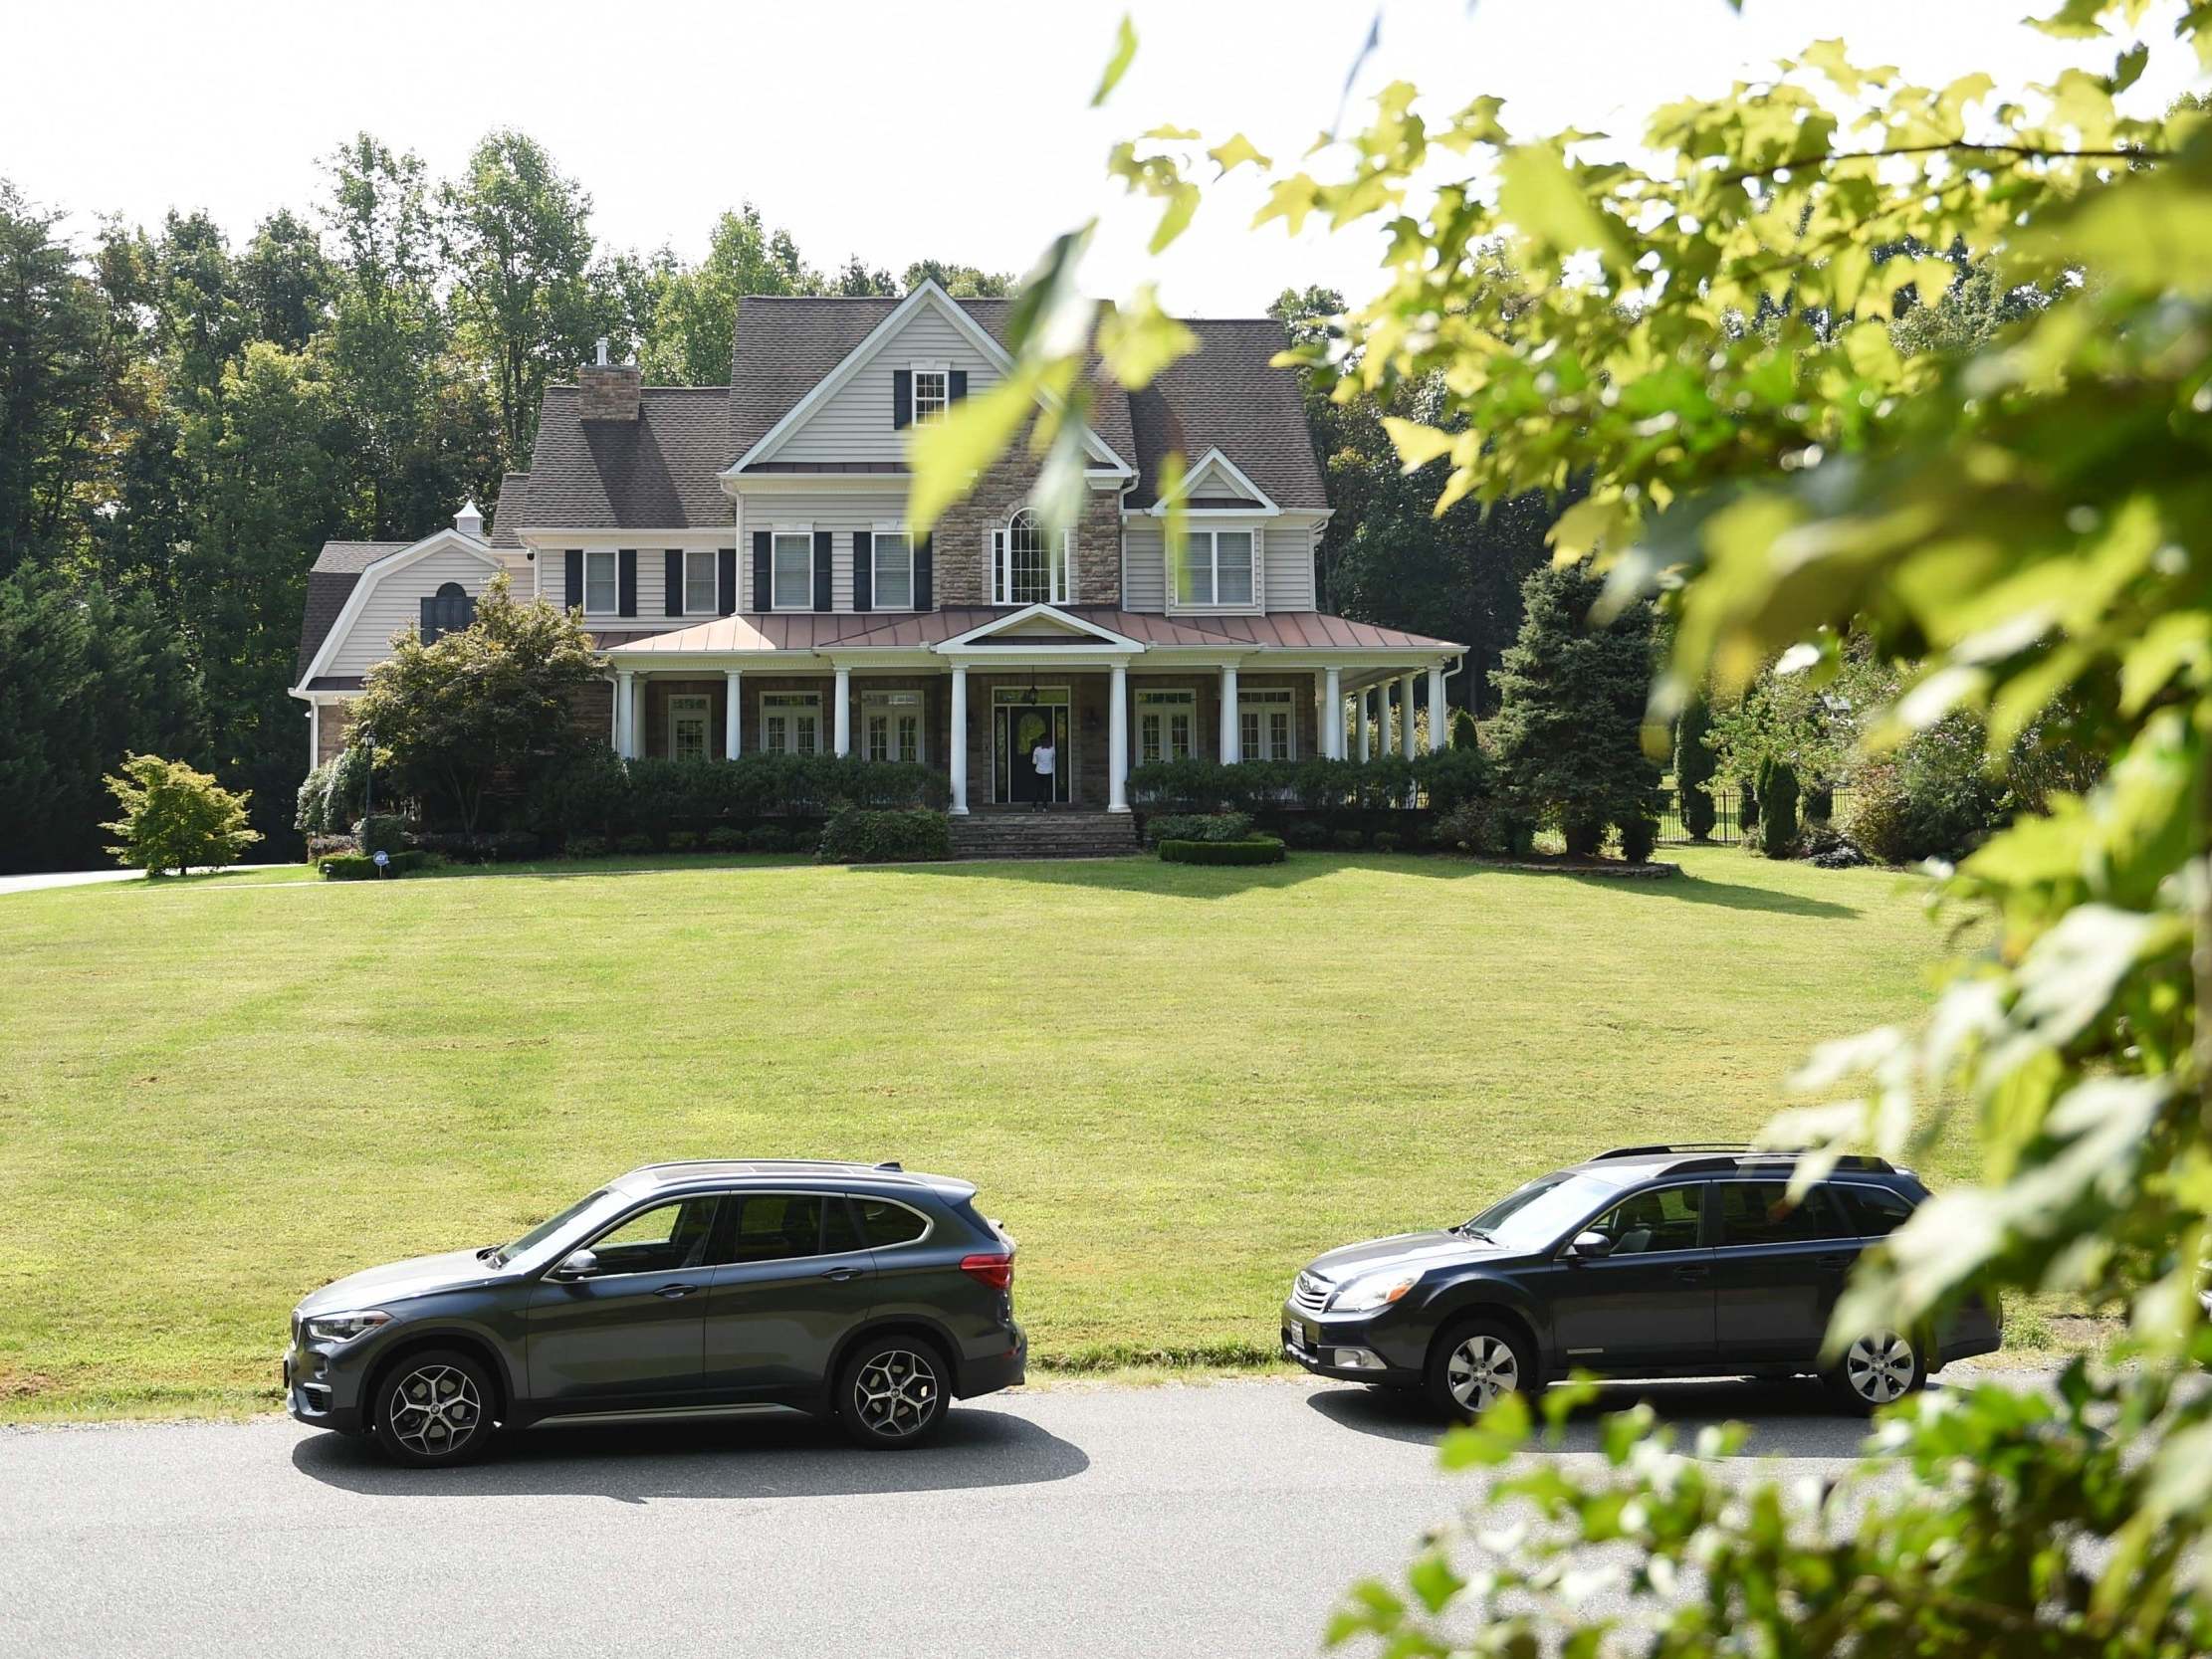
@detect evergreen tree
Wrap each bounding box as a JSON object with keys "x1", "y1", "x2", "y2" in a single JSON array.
[
  {"x1": 1490, "y1": 559, "x2": 1661, "y2": 854},
  {"x1": 1672, "y1": 696, "x2": 1717, "y2": 840}
]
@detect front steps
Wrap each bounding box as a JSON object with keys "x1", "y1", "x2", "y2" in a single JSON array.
[{"x1": 950, "y1": 809, "x2": 1142, "y2": 860}]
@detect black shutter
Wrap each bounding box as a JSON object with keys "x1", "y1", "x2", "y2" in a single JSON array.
[
  {"x1": 617, "y1": 549, "x2": 637, "y2": 617},
  {"x1": 949, "y1": 368, "x2": 968, "y2": 403},
  {"x1": 752, "y1": 530, "x2": 771, "y2": 610},
  {"x1": 664, "y1": 548, "x2": 683, "y2": 616},
  {"x1": 812, "y1": 529, "x2": 832, "y2": 612},
  {"x1": 717, "y1": 547, "x2": 737, "y2": 616},
  {"x1": 915, "y1": 532, "x2": 933, "y2": 611},
  {"x1": 892, "y1": 368, "x2": 912, "y2": 430},
  {"x1": 564, "y1": 548, "x2": 583, "y2": 609},
  {"x1": 852, "y1": 530, "x2": 873, "y2": 612},
  {"x1": 420, "y1": 595, "x2": 438, "y2": 644}
]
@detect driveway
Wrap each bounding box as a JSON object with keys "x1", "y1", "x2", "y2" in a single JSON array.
[
  {"x1": 0, "y1": 864, "x2": 286, "y2": 896},
  {"x1": 0, "y1": 1374, "x2": 1949, "y2": 1658}
]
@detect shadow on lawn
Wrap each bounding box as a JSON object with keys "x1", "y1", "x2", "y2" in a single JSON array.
[
  {"x1": 1306, "y1": 1376, "x2": 1886, "y2": 1460},
  {"x1": 869, "y1": 852, "x2": 1488, "y2": 900},
  {"x1": 291, "y1": 1401, "x2": 1088, "y2": 1503},
  {"x1": 1600, "y1": 869, "x2": 1860, "y2": 920}
]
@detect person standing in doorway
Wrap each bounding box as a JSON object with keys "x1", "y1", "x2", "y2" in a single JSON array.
[{"x1": 1030, "y1": 729, "x2": 1056, "y2": 811}]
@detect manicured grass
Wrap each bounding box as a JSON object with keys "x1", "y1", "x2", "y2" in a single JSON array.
[{"x1": 0, "y1": 847, "x2": 1976, "y2": 1418}]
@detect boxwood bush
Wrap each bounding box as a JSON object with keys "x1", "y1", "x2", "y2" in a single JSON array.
[
  {"x1": 1141, "y1": 810, "x2": 1253, "y2": 846},
  {"x1": 1159, "y1": 836, "x2": 1287, "y2": 866},
  {"x1": 525, "y1": 750, "x2": 949, "y2": 843},
  {"x1": 316, "y1": 850, "x2": 432, "y2": 880},
  {"x1": 816, "y1": 807, "x2": 952, "y2": 864}
]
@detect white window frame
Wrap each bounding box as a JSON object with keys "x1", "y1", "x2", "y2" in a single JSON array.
[
  {"x1": 992, "y1": 508, "x2": 1070, "y2": 606},
  {"x1": 681, "y1": 552, "x2": 716, "y2": 619},
  {"x1": 1172, "y1": 526, "x2": 1259, "y2": 609},
  {"x1": 584, "y1": 547, "x2": 618, "y2": 616},
  {"x1": 1238, "y1": 686, "x2": 1298, "y2": 761},
  {"x1": 1135, "y1": 687, "x2": 1197, "y2": 766},
  {"x1": 911, "y1": 362, "x2": 950, "y2": 425},
  {"x1": 668, "y1": 693, "x2": 712, "y2": 762},
  {"x1": 759, "y1": 691, "x2": 822, "y2": 756},
  {"x1": 771, "y1": 525, "x2": 813, "y2": 612},
  {"x1": 871, "y1": 524, "x2": 916, "y2": 612},
  {"x1": 861, "y1": 689, "x2": 926, "y2": 764}
]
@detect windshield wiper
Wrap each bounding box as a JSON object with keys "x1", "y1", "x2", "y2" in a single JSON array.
[
  {"x1": 1453, "y1": 1223, "x2": 1494, "y2": 1241},
  {"x1": 476, "y1": 1244, "x2": 504, "y2": 1265}
]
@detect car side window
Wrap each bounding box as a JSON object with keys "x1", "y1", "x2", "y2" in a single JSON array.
[
  {"x1": 724, "y1": 1193, "x2": 826, "y2": 1264},
  {"x1": 1829, "y1": 1182, "x2": 1914, "y2": 1237},
  {"x1": 1586, "y1": 1184, "x2": 1703, "y2": 1255},
  {"x1": 853, "y1": 1196, "x2": 929, "y2": 1249},
  {"x1": 586, "y1": 1197, "x2": 721, "y2": 1275},
  {"x1": 821, "y1": 1195, "x2": 866, "y2": 1256},
  {"x1": 1714, "y1": 1181, "x2": 1852, "y2": 1247}
]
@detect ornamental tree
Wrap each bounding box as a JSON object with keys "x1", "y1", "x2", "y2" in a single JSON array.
[
  {"x1": 350, "y1": 572, "x2": 597, "y2": 832},
  {"x1": 102, "y1": 752, "x2": 259, "y2": 876},
  {"x1": 1671, "y1": 697, "x2": 1717, "y2": 840}
]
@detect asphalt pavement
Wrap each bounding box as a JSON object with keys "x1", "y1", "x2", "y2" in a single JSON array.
[{"x1": 0, "y1": 1373, "x2": 1933, "y2": 1659}]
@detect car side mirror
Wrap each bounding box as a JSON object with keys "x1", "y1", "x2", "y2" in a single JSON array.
[
  {"x1": 1568, "y1": 1231, "x2": 1614, "y2": 1259},
  {"x1": 553, "y1": 1247, "x2": 599, "y2": 1280}
]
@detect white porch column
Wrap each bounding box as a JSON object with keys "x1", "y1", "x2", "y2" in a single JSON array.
[
  {"x1": 614, "y1": 671, "x2": 635, "y2": 758},
  {"x1": 633, "y1": 674, "x2": 651, "y2": 759},
  {"x1": 1399, "y1": 671, "x2": 1419, "y2": 760},
  {"x1": 307, "y1": 703, "x2": 320, "y2": 772},
  {"x1": 1321, "y1": 667, "x2": 1342, "y2": 759},
  {"x1": 832, "y1": 664, "x2": 852, "y2": 757},
  {"x1": 1219, "y1": 663, "x2": 1240, "y2": 763},
  {"x1": 1108, "y1": 663, "x2": 1130, "y2": 812},
  {"x1": 1357, "y1": 686, "x2": 1372, "y2": 760},
  {"x1": 1377, "y1": 684, "x2": 1394, "y2": 757},
  {"x1": 724, "y1": 670, "x2": 742, "y2": 759},
  {"x1": 948, "y1": 664, "x2": 970, "y2": 815},
  {"x1": 1427, "y1": 665, "x2": 1448, "y2": 751}
]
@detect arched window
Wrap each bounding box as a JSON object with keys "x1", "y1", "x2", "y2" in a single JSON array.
[
  {"x1": 991, "y1": 508, "x2": 1068, "y2": 605},
  {"x1": 420, "y1": 580, "x2": 476, "y2": 644}
]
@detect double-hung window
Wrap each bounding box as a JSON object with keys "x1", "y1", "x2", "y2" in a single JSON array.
[
  {"x1": 771, "y1": 529, "x2": 812, "y2": 611},
  {"x1": 1136, "y1": 688, "x2": 1195, "y2": 765},
  {"x1": 872, "y1": 528, "x2": 914, "y2": 610},
  {"x1": 1172, "y1": 528, "x2": 1256, "y2": 608},
  {"x1": 584, "y1": 548, "x2": 618, "y2": 614},
  {"x1": 1239, "y1": 688, "x2": 1296, "y2": 760},
  {"x1": 682, "y1": 548, "x2": 717, "y2": 614},
  {"x1": 912, "y1": 366, "x2": 949, "y2": 425}
]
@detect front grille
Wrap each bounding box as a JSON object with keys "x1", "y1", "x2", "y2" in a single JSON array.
[{"x1": 1291, "y1": 1272, "x2": 1330, "y2": 1314}]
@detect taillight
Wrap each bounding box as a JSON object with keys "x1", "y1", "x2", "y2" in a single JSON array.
[{"x1": 960, "y1": 1253, "x2": 1013, "y2": 1291}]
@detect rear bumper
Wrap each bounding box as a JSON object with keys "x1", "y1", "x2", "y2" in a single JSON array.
[
  {"x1": 956, "y1": 1325, "x2": 1026, "y2": 1398},
  {"x1": 1934, "y1": 1299, "x2": 2004, "y2": 1371}
]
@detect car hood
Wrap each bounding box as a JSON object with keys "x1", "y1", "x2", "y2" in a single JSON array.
[
  {"x1": 1305, "y1": 1229, "x2": 1504, "y2": 1283},
  {"x1": 295, "y1": 1248, "x2": 503, "y2": 1316}
]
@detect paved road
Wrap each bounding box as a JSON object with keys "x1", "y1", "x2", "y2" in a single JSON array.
[
  {"x1": 0, "y1": 864, "x2": 286, "y2": 896},
  {"x1": 0, "y1": 1374, "x2": 1939, "y2": 1659}
]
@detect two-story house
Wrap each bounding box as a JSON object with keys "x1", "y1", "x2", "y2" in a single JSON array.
[{"x1": 292, "y1": 282, "x2": 1463, "y2": 843}]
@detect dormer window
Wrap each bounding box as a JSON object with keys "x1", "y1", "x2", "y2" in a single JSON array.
[
  {"x1": 912, "y1": 366, "x2": 949, "y2": 425},
  {"x1": 1173, "y1": 528, "x2": 1256, "y2": 608}
]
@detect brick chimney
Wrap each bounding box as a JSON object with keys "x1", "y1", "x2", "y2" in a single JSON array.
[{"x1": 578, "y1": 336, "x2": 641, "y2": 421}]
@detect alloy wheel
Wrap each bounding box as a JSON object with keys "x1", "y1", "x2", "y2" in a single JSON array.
[
  {"x1": 852, "y1": 1348, "x2": 940, "y2": 1439},
  {"x1": 1844, "y1": 1332, "x2": 1916, "y2": 1405},
  {"x1": 1445, "y1": 1334, "x2": 1520, "y2": 1411},
  {"x1": 386, "y1": 1363, "x2": 483, "y2": 1458}
]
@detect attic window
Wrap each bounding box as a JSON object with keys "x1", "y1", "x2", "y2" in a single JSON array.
[
  {"x1": 1174, "y1": 528, "x2": 1255, "y2": 608},
  {"x1": 912, "y1": 367, "x2": 949, "y2": 425}
]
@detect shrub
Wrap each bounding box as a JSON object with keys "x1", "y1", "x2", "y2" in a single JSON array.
[
  {"x1": 1282, "y1": 819, "x2": 1331, "y2": 849},
  {"x1": 1332, "y1": 828, "x2": 1367, "y2": 851},
  {"x1": 703, "y1": 825, "x2": 746, "y2": 852},
  {"x1": 1449, "y1": 708, "x2": 1480, "y2": 749},
  {"x1": 1757, "y1": 760, "x2": 1801, "y2": 857},
  {"x1": 567, "y1": 835, "x2": 609, "y2": 859},
  {"x1": 355, "y1": 813, "x2": 408, "y2": 856},
  {"x1": 102, "y1": 753, "x2": 261, "y2": 876},
  {"x1": 1373, "y1": 830, "x2": 1404, "y2": 853},
  {"x1": 1143, "y1": 811, "x2": 1253, "y2": 846},
  {"x1": 816, "y1": 807, "x2": 952, "y2": 864},
  {"x1": 1159, "y1": 836, "x2": 1286, "y2": 865},
  {"x1": 317, "y1": 849, "x2": 430, "y2": 880},
  {"x1": 1673, "y1": 699, "x2": 1717, "y2": 840},
  {"x1": 613, "y1": 832, "x2": 654, "y2": 856},
  {"x1": 667, "y1": 830, "x2": 699, "y2": 852},
  {"x1": 408, "y1": 829, "x2": 538, "y2": 864},
  {"x1": 746, "y1": 825, "x2": 791, "y2": 854},
  {"x1": 1564, "y1": 816, "x2": 1607, "y2": 857},
  {"x1": 1619, "y1": 817, "x2": 1659, "y2": 864},
  {"x1": 306, "y1": 833, "x2": 355, "y2": 861},
  {"x1": 294, "y1": 743, "x2": 392, "y2": 837},
  {"x1": 1845, "y1": 765, "x2": 1919, "y2": 865},
  {"x1": 1414, "y1": 745, "x2": 1494, "y2": 811}
]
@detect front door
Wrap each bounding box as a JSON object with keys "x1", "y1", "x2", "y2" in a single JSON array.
[
  {"x1": 997, "y1": 704, "x2": 1069, "y2": 806},
  {"x1": 701, "y1": 1191, "x2": 876, "y2": 1398},
  {"x1": 526, "y1": 1194, "x2": 724, "y2": 1410},
  {"x1": 1518, "y1": 1181, "x2": 1715, "y2": 1372}
]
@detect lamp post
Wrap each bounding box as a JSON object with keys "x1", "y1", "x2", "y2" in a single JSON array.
[{"x1": 357, "y1": 725, "x2": 376, "y2": 840}]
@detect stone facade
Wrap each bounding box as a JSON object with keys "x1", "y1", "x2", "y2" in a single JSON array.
[
  {"x1": 961, "y1": 672, "x2": 1111, "y2": 808},
  {"x1": 315, "y1": 700, "x2": 355, "y2": 765},
  {"x1": 578, "y1": 362, "x2": 641, "y2": 422},
  {"x1": 931, "y1": 440, "x2": 1123, "y2": 608}
]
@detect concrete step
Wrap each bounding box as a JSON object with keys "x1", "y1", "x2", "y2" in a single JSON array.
[{"x1": 950, "y1": 812, "x2": 1142, "y2": 860}]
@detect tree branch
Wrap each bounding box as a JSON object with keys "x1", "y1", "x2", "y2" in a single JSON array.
[{"x1": 1715, "y1": 139, "x2": 2169, "y2": 188}]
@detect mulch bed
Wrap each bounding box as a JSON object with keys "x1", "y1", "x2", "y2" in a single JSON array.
[{"x1": 1461, "y1": 854, "x2": 1681, "y2": 878}]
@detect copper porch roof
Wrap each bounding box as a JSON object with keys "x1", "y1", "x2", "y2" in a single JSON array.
[{"x1": 601, "y1": 608, "x2": 1462, "y2": 655}]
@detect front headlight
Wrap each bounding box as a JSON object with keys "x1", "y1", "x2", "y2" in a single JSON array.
[
  {"x1": 1331, "y1": 1273, "x2": 1418, "y2": 1314},
  {"x1": 304, "y1": 1310, "x2": 392, "y2": 1345}
]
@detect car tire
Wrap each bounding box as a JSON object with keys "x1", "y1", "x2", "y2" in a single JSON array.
[
  {"x1": 837, "y1": 1335, "x2": 951, "y2": 1449},
  {"x1": 1824, "y1": 1329, "x2": 1925, "y2": 1414},
  {"x1": 1424, "y1": 1319, "x2": 1537, "y2": 1421},
  {"x1": 367, "y1": 1348, "x2": 499, "y2": 1467}
]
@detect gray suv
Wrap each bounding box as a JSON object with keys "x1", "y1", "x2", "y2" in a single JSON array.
[{"x1": 285, "y1": 1160, "x2": 1024, "y2": 1465}]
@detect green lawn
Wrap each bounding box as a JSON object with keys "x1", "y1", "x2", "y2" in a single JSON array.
[{"x1": 0, "y1": 847, "x2": 1979, "y2": 1419}]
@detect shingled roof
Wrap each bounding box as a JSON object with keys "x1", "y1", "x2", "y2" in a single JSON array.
[
  {"x1": 497, "y1": 387, "x2": 733, "y2": 531},
  {"x1": 1125, "y1": 321, "x2": 1327, "y2": 510},
  {"x1": 295, "y1": 542, "x2": 408, "y2": 681}
]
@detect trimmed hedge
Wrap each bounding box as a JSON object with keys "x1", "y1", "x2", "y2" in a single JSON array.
[
  {"x1": 1129, "y1": 751, "x2": 1490, "y2": 814},
  {"x1": 317, "y1": 850, "x2": 433, "y2": 880},
  {"x1": 1159, "y1": 836, "x2": 1286, "y2": 866},
  {"x1": 816, "y1": 807, "x2": 952, "y2": 864},
  {"x1": 527, "y1": 750, "x2": 950, "y2": 843},
  {"x1": 1142, "y1": 810, "x2": 1253, "y2": 846}
]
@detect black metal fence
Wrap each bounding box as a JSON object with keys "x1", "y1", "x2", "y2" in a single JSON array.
[{"x1": 1657, "y1": 785, "x2": 1853, "y2": 847}]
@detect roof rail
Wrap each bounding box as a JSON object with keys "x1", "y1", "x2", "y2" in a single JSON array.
[
  {"x1": 1593, "y1": 1143, "x2": 1896, "y2": 1173},
  {"x1": 1594, "y1": 1142, "x2": 1759, "y2": 1159}
]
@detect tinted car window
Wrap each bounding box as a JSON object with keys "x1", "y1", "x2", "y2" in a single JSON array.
[
  {"x1": 821, "y1": 1195, "x2": 866, "y2": 1256},
  {"x1": 1714, "y1": 1181, "x2": 1851, "y2": 1247},
  {"x1": 587, "y1": 1196, "x2": 721, "y2": 1275},
  {"x1": 1830, "y1": 1182, "x2": 1914, "y2": 1236},
  {"x1": 854, "y1": 1197, "x2": 929, "y2": 1248},
  {"x1": 726, "y1": 1193, "x2": 826, "y2": 1263},
  {"x1": 1586, "y1": 1183, "x2": 1704, "y2": 1255}
]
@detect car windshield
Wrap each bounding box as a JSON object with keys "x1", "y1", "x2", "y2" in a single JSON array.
[
  {"x1": 1461, "y1": 1171, "x2": 1621, "y2": 1252},
  {"x1": 491, "y1": 1188, "x2": 612, "y2": 1267}
]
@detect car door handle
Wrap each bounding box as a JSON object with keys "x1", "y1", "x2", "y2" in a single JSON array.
[
  {"x1": 1670, "y1": 1266, "x2": 1709, "y2": 1281},
  {"x1": 1815, "y1": 1253, "x2": 1853, "y2": 1270},
  {"x1": 653, "y1": 1283, "x2": 700, "y2": 1299},
  {"x1": 819, "y1": 1266, "x2": 867, "y2": 1282}
]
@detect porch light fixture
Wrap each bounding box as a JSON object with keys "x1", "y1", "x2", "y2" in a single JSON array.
[{"x1": 1019, "y1": 677, "x2": 1039, "y2": 706}]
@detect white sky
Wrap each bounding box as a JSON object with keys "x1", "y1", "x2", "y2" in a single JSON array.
[{"x1": 4, "y1": 0, "x2": 2201, "y2": 318}]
